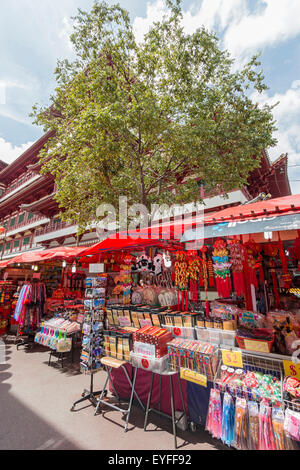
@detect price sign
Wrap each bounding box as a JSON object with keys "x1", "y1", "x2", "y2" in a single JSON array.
[
  {"x1": 243, "y1": 339, "x2": 269, "y2": 353},
  {"x1": 134, "y1": 341, "x2": 156, "y2": 358},
  {"x1": 180, "y1": 368, "x2": 207, "y2": 387},
  {"x1": 283, "y1": 360, "x2": 300, "y2": 381},
  {"x1": 222, "y1": 349, "x2": 243, "y2": 368}
]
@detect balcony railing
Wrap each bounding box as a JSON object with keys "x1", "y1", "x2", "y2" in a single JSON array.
[
  {"x1": 0, "y1": 171, "x2": 37, "y2": 199},
  {"x1": 1, "y1": 214, "x2": 46, "y2": 234},
  {"x1": 35, "y1": 220, "x2": 76, "y2": 237}
]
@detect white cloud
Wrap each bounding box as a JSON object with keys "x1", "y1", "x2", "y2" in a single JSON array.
[
  {"x1": 58, "y1": 16, "x2": 74, "y2": 52},
  {"x1": 252, "y1": 81, "x2": 300, "y2": 193},
  {"x1": 0, "y1": 138, "x2": 34, "y2": 164},
  {"x1": 133, "y1": 0, "x2": 300, "y2": 66},
  {"x1": 224, "y1": 0, "x2": 300, "y2": 62},
  {"x1": 133, "y1": 0, "x2": 168, "y2": 43},
  {"x1": 133, "y1": 0, "x2": 300, "y2": 194},
  {"x1": 133, "y1": 0, "x2": 246, "y2": 43}
]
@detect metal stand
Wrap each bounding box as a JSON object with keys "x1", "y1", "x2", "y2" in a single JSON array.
[
  {"x1": 94, "y1": 357, "x2": 145, "y2": 433},
  {"x1": 71, "y1": 372, "x2": 105, "y2": 411},
  {"x1": 48, "y1": 334, "x2": 77, "y2": 368},
  {"x1": 48, "y1": 350, "x2": 70, "y2": 368},
  {"x1": 144, "y1": 370, "x2": 187, "y2": 449},
  {"x1": 16, "y1": 333, "x2": 35, "y2": 350}
]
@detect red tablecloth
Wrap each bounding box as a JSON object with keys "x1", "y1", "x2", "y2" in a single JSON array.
[{"x1": 110, "y1": 364, "x2": 189, "y2": 418}]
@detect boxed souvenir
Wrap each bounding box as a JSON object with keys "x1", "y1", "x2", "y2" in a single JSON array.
[{"x1": 109, "y1": 332, "x2": 117, "y2": 358}]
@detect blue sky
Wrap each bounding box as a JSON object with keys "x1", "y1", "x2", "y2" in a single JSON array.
[{"x1": 0, "y1": 0, "x2": 300, "y2": 193}]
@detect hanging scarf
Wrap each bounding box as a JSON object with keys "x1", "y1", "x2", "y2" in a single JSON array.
[{"x1": 13, "y1": 284, "x2": 32, "y2": 324}]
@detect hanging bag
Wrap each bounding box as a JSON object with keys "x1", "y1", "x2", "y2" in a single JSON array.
[{"x1": 56, "y1": 330, "x2": 72, "y2": 353}]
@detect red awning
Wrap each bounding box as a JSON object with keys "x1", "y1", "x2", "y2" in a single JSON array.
[
  {"x1": 0, "y1": 259, "x2": 12, "y2": 268},
  {"x1": 80, "y1": 235, "x2": 183, "y2": 258},
  {"x1": 1, "y1": 246, "x2": 89, "y2": 267},
  {"x1": 204, "y1": 194, "x2": 300, "y2": 225}
]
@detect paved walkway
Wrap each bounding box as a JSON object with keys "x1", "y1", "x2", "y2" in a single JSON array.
[{"x1": 0, "y1": 337, "x2": 227, "y2": 451}]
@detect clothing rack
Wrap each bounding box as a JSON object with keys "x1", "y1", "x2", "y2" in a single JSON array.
[{"x1": 14, "y1": 281, "x2": 47, "y2": 349}]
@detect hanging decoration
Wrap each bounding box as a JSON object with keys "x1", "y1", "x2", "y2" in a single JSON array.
[
  {"x1": 228, "y1": 239, "x2": 246, "y2": 297},
  {"x1": 212, "y1": 239, "x2": 232, "y2": 299},
  {"x1": 290, "y1": 234, "x2": 300, "y2": 267},
  {"x1": 175, "y1": 251, "x2": 189, "y2": 310},
  {"x1": 187, "y1": 251, "x2": 201, "y2": 303},
  {"x1": 208, "y1": 256, "x2": 215, "y2": 288},
  {"x1": 200, "y1": 246, "x2": 211, "y2": 316},
  {"x1": 278, "y1": 232, "x2": 292, "y2": 289},
  {"x1": 263, "y1": 242, "x2": 280, "y2": 308},
  {"x1": 244, "y1": 241, "x2": 262, "y2": 287}
]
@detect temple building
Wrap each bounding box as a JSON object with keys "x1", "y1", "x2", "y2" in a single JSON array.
[{"x1": 0, "y1": 133, "x2": 291, "y2": 260}]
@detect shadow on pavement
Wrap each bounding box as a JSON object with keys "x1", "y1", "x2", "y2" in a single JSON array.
[{"x1": 0, "y1": 338, "x2": 80, "y2": 450}]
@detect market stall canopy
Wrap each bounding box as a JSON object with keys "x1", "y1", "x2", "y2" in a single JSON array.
[
  {"x1": 0, "y1": 246, "x2": 89, "y2": 267},
  {"x1": 181, "y1": 212, "x2": 300, "y2": 241},
  {"x1": 204, "y1": 194, "x2": 300, "y2": 225},
  {"x1": 181, "y1": 194, "x2": 300, "y2": 242},
  {"x1": 79, "y1": 232, "x2": 185, "y2": 258},
  {"x1": 0, "y1": 259, "x2": 12, "y2": 268}
]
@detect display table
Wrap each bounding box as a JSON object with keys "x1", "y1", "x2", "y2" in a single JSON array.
[
  {"x1": 95, "y1": 357, "x2": 145, "y2": 433},
  {"x1": 144, "y1": 369, "x2": 188, "y2": 449},
  {"x1": 109, "y1": 363, "x2": 189, "y2": 420}
]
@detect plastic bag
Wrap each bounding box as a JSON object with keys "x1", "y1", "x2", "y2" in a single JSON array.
[
  {"x1": 248, "y1": 401, "x2": 259, "y2": 450},
  {"x1": 233, "y1": 398, "x2": 248, "y2": 450},
  {"x1": 205, "y1": 388, "x2": 222, "y2": 439},
  {"x1": 221, "y1": 392, "x2": 235, "y2": 447}
]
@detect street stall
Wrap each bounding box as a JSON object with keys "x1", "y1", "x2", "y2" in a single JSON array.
[
  {"x1": 0, "y1": 246, "x2": 89, "y2": 362},
  {"x1": 73, "y1": 194, "x2": 300, "y2": 450},
  {"x1": 179, "y1": 194, "x2": 300, "y2": 449}
]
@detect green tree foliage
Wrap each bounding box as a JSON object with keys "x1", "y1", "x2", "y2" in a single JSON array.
[{"x1": 32, "y1": 0, "x2": 278, "y2": 231}]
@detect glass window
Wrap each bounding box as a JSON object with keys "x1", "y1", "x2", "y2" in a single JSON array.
[
  {"x1": 5, "y1": 242, "x2": 11, "y2": 251},
  {"x1": 0, "y1": 245, "x2": 3, "y2": 252},
  {"x1": 27, "y1": 212, "x2": 34, "y2": 221},
  {"x1": 9, "y1": 217, "x2": 16, "y2": 228},
  {"x1": 14, "y1": 240, "x2": 20, "y2": 248},
  {"x1": 23, "y1": 237, "x2": 30, "y2": 246},
  {"x1": 18, "y1": 213, "x2": 25, "y2": 224}
]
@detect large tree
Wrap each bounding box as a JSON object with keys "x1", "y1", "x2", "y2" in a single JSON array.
[{"x1": 32, "y1": 0, "x2": 277, "y2": 232}]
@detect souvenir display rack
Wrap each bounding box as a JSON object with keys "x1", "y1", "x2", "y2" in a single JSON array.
[{"x1": 71, "y1": 273, "x2": 108, "y2": 411}]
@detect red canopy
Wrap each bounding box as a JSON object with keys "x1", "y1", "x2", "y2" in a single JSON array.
[
  {"x1": 0, "y1": 259, "x2": 12, "y2": 268},
  {"x1": 80, "y1": 235, "x2": 183, "y2": 258},
  {"x1": 204, "y1": 194, "x2": 300, "y2": 225},
  {"x1": 0, "y1": 246, "x2": 89, "y2": 267}
]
